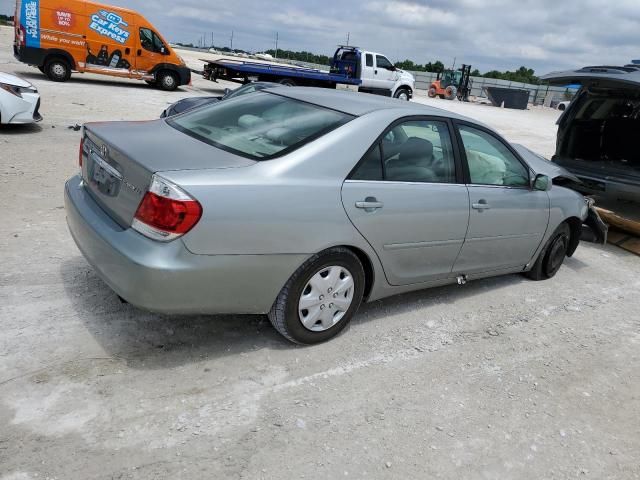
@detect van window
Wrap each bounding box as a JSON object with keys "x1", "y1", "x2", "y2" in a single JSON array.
[
  {"x1": 140, "y1": 28, "x2": 164, "y2": 53},
  {"x1": 168, "y1": 92, "x2": 354, "y2": 160}
]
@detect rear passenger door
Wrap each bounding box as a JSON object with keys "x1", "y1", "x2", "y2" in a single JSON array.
[
  {"x1": 342, "y1": 118, "x2": 470, "y2": 286},
  {"x1": 361, "y1": 53, "x2": 376, "y2": 88},
  {"x1": 452, "y1": 123, "x2": 550, "y2": 274}
]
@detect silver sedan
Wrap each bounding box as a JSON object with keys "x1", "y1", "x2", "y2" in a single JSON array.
[{"x1": 64, "y1": 87, "x2": 605, "y2": 344}]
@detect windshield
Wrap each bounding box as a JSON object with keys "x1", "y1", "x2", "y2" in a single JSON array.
[{"x1": 168, "y1": 92, "x2": 354, "y2": 160}]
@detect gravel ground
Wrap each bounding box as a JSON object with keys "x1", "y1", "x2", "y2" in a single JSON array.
[{"x1": 1, "y1": 26, "x2": 639, "y2": 479}]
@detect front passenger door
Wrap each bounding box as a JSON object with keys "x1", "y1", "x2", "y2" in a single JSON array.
[
  {"x1": 136, "y1": 27, "x2": 166, "y2": 75},
  {"x1": 342, "y1": 118, "x2": 470, "y2": 286},
  {"x1": 453, "y1": 124, "x2": 550, "y2": 274}
]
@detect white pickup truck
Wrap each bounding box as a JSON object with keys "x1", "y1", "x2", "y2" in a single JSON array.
[{"x1": 202, "y1": 46, "x2": 416, "y2": 101}]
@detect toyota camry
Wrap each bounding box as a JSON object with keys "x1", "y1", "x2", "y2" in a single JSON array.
[{"x1": 64, "y1": 87, "x2": 606, "y2": 344}]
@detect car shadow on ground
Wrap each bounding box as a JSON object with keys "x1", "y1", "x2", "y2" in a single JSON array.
[
  {"x1": 0, "y1": 123, "x2": 43, "y2": 134},
  {"x1": 60, "y1": 257, "x2": 289, "y2": 370},
  {"x1": 17, "y1": 71, "x2": 190, "y2": 91},
  {"x1": 60, "y1": 255, "x2": 539, "y2": 370}
]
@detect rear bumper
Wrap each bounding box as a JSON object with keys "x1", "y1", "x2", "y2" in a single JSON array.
[
  {"x1": 13, "y1": 45, "x2": 46, "y2": 66},
  {"x1": 64, "y1": 175, "x2": 306, "y2": 314}
]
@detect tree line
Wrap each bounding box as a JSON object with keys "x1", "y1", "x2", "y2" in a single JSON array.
[{"x1": 394, "y1": 60, "x2": 540, "y2": 84}]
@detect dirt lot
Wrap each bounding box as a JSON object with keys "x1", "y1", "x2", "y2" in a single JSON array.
[{"x1": 1, "y1": 26, "x2": 639, "y2": 479}]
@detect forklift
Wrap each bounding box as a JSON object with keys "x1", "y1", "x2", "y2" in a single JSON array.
[{"x1": 428, "y1": 64, "x2": 473, "y2": 101}]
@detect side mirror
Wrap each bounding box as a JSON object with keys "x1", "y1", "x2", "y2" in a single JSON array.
[
  {"x1": 160, "y1": 47, "x2": 168, "y2": 55},
  {"x1": 532, "y1": 174, "x2": 551, "y2": 191}
]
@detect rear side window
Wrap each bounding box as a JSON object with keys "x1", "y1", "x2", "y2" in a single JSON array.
[
  {"x1": 365, "y1": 54, "x2": 374, "y2": 67},
  {"x1": 350, "y1": 119, "x2": 457, "y2": 183},
  {"x1": 168, "y1": 92, "x2": 354, "y2": 160}
]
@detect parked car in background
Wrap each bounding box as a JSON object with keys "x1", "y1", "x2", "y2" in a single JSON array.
[
  {"x1": 160, "y1": 81, "x2": 279, "y2": 118},
  {"x1": 0, "y1": 71, "x2": 41, "y2": 124},
  {"x1": 65, "y1": 88, "x2": 605, "y2": 344},
  {"x1": 542, "y1": 64, "x2": 640, "y2": 203}
]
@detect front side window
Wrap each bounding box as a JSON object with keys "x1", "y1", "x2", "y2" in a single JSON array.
[
  {"x1": 168, "y1": 92, "x2": 354, "y2": 160},
  {"x1": 459, "y1": 125, "x2": 529, "y2": 187},
  {"x1": 376, "y1": 55, "x2": 393, "y2": 69},
  {"x1": 350, "y1": 119, "x2": 456, "y2": 183},
  {"x1": 365, "y1": 54, "x2": 374, "y2": 67},
  {"x1": 140, "y1": 28, "x2": 164, "y2": 53}
]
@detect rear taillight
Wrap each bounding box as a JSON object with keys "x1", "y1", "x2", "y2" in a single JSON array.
[
  {"x1": 17, "y1": 26, "x2": 25, "y2": 47},
  {"x1": 79, "y1": 138, "x2": 84, "y2": 168},
  {"x1": 132, "y1": 175, "x2": 202, "y2": 242}
]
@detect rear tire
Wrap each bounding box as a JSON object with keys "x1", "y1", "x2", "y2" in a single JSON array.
[
  {"x1": 525, "y1": 223, "x2": 571, "y2": 281},
  {"x1": 45, "y1": 57, "x2": 71, "y2": 82},
  {"x1": 268, "y1": 247, "x2": 365, "y2": 344},
  {"x1": 157, "y1": 71, "x2": 179, "y2": 91},
  {"x1": 428, "y1": 87, "x2": 437, "y2": 98}
]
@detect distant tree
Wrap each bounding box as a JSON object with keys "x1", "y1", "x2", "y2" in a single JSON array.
[{"x1": 471, "y1": 69, "x2": 481, "y2": 76}]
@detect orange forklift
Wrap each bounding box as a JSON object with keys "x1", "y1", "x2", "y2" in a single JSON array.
[{"x1": 428, "y1": 64, "x2": 472, "y2": 101}]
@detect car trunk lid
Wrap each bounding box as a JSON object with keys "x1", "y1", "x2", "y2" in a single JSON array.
[{"x1": 82, "y1": 120, "x2": 255, "y2": 228}]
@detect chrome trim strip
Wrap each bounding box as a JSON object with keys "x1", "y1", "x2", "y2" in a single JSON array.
[
  {"x1": 384, "y1": 239, "x2": 464, "y2": 250},
  {"x1": 90, "y1": 152, "x2": 123, "y2": 181},
  {"x1": 344, "y1": 180, "x2": 467, "y2": 187},
  {"x1": 465, "y1": 233, "x2": 541, "y2": 243},
  {"x1": 41, "y1": 29, "x2": 84, "y2": 38}
]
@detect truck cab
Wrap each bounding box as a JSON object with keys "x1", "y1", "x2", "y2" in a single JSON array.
[{"x1": 331, "y1": 46, "x2": 415, "y2": 100}]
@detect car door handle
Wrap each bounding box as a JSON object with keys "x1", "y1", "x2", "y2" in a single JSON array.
[
  {"x1": 472, "y1": 201, "x2": 491, "y2": 210},
  {"x1": 355, "y1": 198, "x2": 383, "y2": 211}
]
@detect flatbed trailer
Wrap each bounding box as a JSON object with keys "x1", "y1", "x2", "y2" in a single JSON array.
[
  {"x1": 200, "y1": 46, "x2": 416, "y2": 100},
  {"x1": 202, "y1": 58, "x2": 362, "y2": 88}
]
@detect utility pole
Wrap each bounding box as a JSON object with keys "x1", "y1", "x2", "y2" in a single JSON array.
[
  {"x1": 275, "y1": 32, "x2": 279, "y2": 59},
  {"x1": 346, "y1": 32, "x2": 350, "y2": 46},
  {"x1": 211, "y1": 32, "x2": 214, "y2": 48},
  {"x1": 230, "y1": 30, "x2": 234, "y2": 51}
]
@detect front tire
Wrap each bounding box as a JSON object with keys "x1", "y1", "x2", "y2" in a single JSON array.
[
  {"x1": 45, "y1": 57, "x2": 71, "y2": 82},
  {"x1": 268, "y1": 247, "x2": 365, "y2": 344},
  {"x1": 525, "y1": 223, "x2": 571, "y2": 281},
  {"x1": 394, "y1": 88, "x2": 411, "y2": 101}
]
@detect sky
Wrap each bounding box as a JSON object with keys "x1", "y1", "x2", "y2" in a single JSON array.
[{"x1": 3, "y1": 0, "x2": 639, "y2": 74}]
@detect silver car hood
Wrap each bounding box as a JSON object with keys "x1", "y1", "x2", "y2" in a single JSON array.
[{"x1": 512, "y1": 144, "x2": 581, "y2": 183}]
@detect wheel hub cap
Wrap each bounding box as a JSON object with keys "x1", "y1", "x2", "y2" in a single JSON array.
[
  {"x1": 53, "y1": 64, "x2": 65, "y2": 76},
  {"x1": 298, "y1": 266, "x2": 354, "y2": 332}
]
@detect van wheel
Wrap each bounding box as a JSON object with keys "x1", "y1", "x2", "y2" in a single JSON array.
[
  {"x1": 525, "y1": 223, "x2": 571, "y2": 281},
  {"x1": 157, "y1": 71, "x2": 178, "y2": 91},
  {"x1": 268, "y1": 247, "x2": 365, "y2": 344},
  {"x1": 45, "y1": 58, "x2": 71, "y2": 82}
]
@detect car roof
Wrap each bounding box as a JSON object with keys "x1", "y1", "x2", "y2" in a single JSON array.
[
  {"x1": 263, "y1": 86, "x2": 475, "y2": 120},
  {"x1": 541, "y1": 65, "x2": 640, "y2": 88}
]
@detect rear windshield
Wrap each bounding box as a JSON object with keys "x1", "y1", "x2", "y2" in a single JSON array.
[{"x1": 167, "y1": 92, "x2": 354, "y2": 160}]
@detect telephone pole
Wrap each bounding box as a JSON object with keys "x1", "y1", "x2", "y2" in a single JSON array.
[
  {"x1": 230, "y1": 30, "x2": 234, "y2": 51},
  {"x1": 274, "y1": 32, "x2": 279, "y2": 59},
  {"x1": 346, "y1": 32, "x2": 350, "y2": 46}
]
